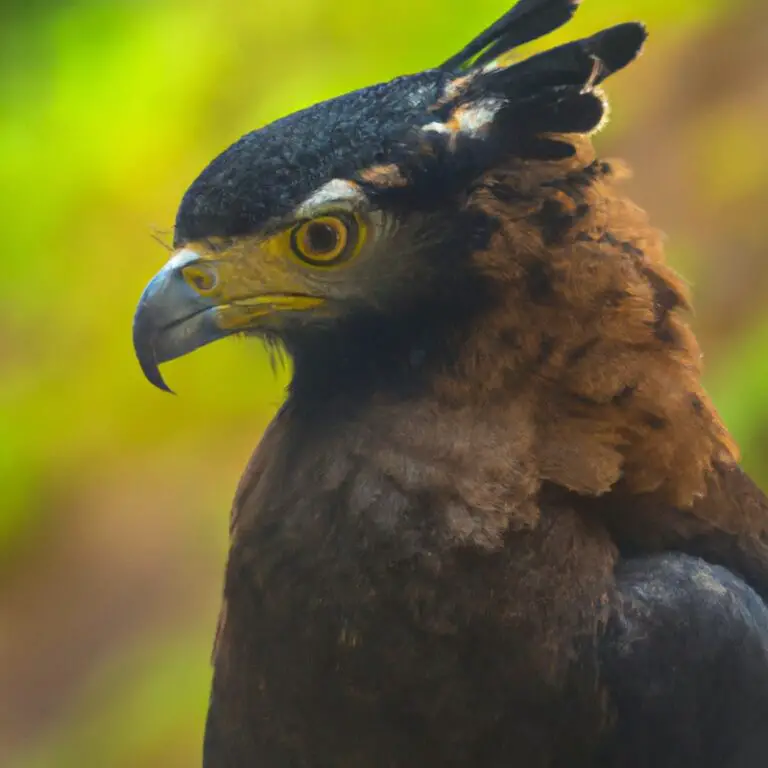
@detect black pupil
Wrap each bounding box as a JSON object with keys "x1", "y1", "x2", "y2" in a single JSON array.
[{"x1": 307, "y1": 222, "x2": 339, "y2": 254}]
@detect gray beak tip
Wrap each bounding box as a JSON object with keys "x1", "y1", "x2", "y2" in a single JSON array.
[{"x1": 132, "y1": 316, "x2": 176, "y2": 394}]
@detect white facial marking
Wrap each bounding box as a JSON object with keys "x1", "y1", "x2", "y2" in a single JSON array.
[
  {"x1": 166, "y1": 248, "x2": 202, "y2": 271},
  {"x1": 294, "y1": 179, "x2": 366, "y2": 218}
]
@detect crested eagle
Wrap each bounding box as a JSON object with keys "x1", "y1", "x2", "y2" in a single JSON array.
[{"x1": 133, "y1": 1, "x2": 768, "y2": 765}]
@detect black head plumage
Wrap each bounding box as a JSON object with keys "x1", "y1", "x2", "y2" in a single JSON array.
[{"x1": 174, "y1": 0, "x2": 645, "y2": 245}]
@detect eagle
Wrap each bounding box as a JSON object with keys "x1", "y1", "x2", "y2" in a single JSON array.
[{"x1": 132, "y1": 0, "x2": 768, "y2": 766}]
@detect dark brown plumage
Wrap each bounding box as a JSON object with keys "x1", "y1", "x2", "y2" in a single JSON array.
[{"x1": 133, "y1": 1, "x2": 768, "y2": 766}]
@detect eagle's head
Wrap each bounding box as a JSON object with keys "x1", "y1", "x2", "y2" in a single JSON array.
[{"x1": 133, "y1": 0, "x2": 647, "y2": 401}]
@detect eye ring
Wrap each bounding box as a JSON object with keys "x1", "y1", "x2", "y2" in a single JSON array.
[{"x1": 290, "y1": 214, "x2": 358, "y2": 267}]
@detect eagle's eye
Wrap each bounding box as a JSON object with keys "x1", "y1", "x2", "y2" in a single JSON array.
[{"x1": 290, "y1": 213, "x2": 362, "y2": 267}]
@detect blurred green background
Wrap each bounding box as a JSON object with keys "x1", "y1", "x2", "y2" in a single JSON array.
[{"x1": 1, "y1": 0, "x2": 767, "y2": 765}]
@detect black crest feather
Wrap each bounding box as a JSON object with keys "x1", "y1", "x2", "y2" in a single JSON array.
[
  {"x1": 465, "y1": 22, "x2": 646, "y2": 137},
  {"x1": 440, "y1": 0, "x2": 581, "y2": 71},
  {"x1": 427, "y1": 13, "x2": 647, "y2": 166},
  {"x1": 483, "y1": 22, "x2": 648, "y2": 92}
]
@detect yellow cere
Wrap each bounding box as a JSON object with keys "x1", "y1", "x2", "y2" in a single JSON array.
[
  {"x1": 173, "y1": 213, "x2": 369, "y2": 333},
  {"x1": 215, "y1": 295, "x2": 325, "y2": 331},
  {"x1": 181, "y1": 263, "x2": 218, "y2": 295}
]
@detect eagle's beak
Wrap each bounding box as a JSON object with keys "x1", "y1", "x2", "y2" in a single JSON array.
[
  {"x1": 132, "y1": 249, "x2": 230, "y2": 392},
  {"x1": 133, "y1": 246, "x2": 323, "y2": 392}
]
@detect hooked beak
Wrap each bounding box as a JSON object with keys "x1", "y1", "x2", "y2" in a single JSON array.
[{"x1": 132, "y1": 247, "x2": 323, "y2": 392}]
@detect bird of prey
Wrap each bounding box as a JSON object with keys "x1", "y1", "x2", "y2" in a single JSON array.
[{"x1": 133, "y1": 0, "x2": 768, "y2": 765}]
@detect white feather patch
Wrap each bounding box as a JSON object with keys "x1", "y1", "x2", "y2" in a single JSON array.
[
  {"x1": 420, "y1": 97, "x2": 504, "y2": 147},
  {"x1": 294, "y1": 179, "x2": 366, "y2": 218},
  {"x1": 454, "y1": 98, "x2": 504, "y2": 137}
]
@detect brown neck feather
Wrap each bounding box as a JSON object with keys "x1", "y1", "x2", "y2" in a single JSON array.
[{"x1": 435, "y1": 136, "x2": 736, "y2": 507}]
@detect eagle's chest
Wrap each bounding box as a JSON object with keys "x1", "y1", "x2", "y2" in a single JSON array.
[
  {"x1": 213, "y1": 472, "x2": 616, "y2": 767},
  {"x1": 207, "y1": 405, "x2": 617, "y2": 765}
]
